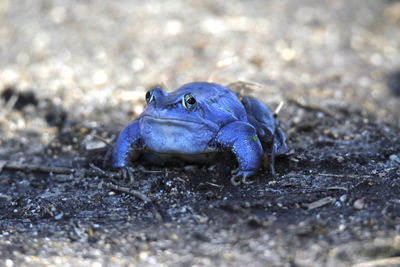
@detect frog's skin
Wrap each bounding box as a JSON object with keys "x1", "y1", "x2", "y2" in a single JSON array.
[{"x1": 112, "y1": 82, "x2": 288, "y2": 185}]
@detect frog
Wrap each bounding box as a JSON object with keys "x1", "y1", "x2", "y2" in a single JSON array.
[{"x1": 112, "y1": 82, "x2": 288, "y2": 185}]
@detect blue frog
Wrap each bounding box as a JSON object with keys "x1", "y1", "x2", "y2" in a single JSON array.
[{"x1": 112, "y1": 82, "x2": 288, "y2": 185}]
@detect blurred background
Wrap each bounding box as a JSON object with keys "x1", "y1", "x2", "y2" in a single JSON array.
[
  {"x1": 0, "y1": 0, "x2": 399, "y2": 126},
  {"x1": 0, "y1": 2, "x2": 400, "y2": 265}
]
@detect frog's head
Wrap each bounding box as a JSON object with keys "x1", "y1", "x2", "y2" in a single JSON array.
[
  {"x1": 139, "y1": 84, "x2": 220, "y2": 154},
  {"x1": 143, "y1": 86, "x2": 201, "y2": 118}
]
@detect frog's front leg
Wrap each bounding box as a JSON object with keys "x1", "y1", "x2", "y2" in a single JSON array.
[
  {"x1": 112, "y1": 121, "x2": 143, "y2": 169},
  {"x1": 215, "y1": 121, "x2": 263, "y2": 185}
]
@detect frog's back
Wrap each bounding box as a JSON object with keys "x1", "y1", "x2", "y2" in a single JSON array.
[{"x1": 175, "y1": 82, "x2": 248, "y2": 123}]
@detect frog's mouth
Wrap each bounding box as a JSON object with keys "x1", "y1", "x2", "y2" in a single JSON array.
[
  {"x1": 140, "y1": 115, "x2": 217, "y2": 154},
  {"x1": 142, "y1": 115, "x2": 203, "y2": 127}
]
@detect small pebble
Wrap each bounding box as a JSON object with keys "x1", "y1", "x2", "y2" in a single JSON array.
[
  {"x1": 339, "y1": 194, "x2": 347, "y2": 202},
  {"x1": 353, "y1": 198, "x2": 366, "y2": 210},
  {"x1": 207, "y1": 165, "x2": 216, "y2": 171},
  {"x1": 54, "y1": 212, "x2": 64, "y2": 220},
  {"x1": 5, "y1": 259, "x2": 13, "y2": 267},
  {"x1": 139, "y1": 251, "x2": 149, "y2": 261},
  {"x1": 390, "y1": 154, "x2": 400, "y2": 163},
  {"x1": 336, "y1": 156, "x2": 345, "y2": 163},
  {"x1": 92, "y1": 70, "x2": 109, "y2": 86}
]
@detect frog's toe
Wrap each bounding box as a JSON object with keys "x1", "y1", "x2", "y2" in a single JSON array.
[
  {"x1": 263, "y1": 152, "x2": 276, "y2": 176},
  {"x1": 117, "y1": 167, "x2": 127, "y2": 180},
  {"x1": 231, "y1": 175, "x2": 242, "y2": 186},
  {"x1": 269, "y1": 157, "x2": 276, "y2": 176},
  {"x1": 231, "y1": 167, "x2": 240, "y2": 175},
  {"x1": 230, "y1": 170, "x2": 256, "y2": 186},
  {"x1": 241, "y1": 174, "x2": 255, "y2": 185},
  {"x1": 126, "y1": 168, "x2": 135, "y2": 184},
  {"x1": 116, "y1": 167, "x2": 135, "y2": 184}
]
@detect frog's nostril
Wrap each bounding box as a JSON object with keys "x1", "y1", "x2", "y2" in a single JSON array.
[{"x1": 146, "y1": 86, "x2": 169, "y2": 104}]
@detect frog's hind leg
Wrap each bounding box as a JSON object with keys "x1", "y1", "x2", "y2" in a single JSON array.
[
  {"x1": 241, "y1": 96, "x2": 289, "y2": 175},
  {"x1": 269, "y1": 120, "x2": 290, "y2": 174}
]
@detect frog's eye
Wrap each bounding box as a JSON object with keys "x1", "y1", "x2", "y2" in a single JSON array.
[
  {"x1": 145, "y1": 89, "x2": 154, "y2": 103},
  {"x1": 182, "y1": 93, "x2": 196, "y2": 109}
]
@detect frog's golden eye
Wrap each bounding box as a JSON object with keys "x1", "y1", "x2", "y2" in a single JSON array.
[
  {"x1": 182, "y1": 93, "x2": 196, "y2": 109},
  {"x1": 145, "y1": 89, "x2": 154, "y2": 103}
]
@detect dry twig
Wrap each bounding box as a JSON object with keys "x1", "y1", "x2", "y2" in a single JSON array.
[
  {"x1": 93, "y1": 134, "x2": 113, "y2": 146},
  {"x1": 89, "y1": 163, "x2": 107, "y2": 175},
  {"x1": 1, "y1": 161, "x2": 78, "y2": 175},
  {"x1": 303, "y1": 196, "x2": 335, "y2": 210},
  {"x1": 0, "y1": 160, "x2": 168, "y2": 178},
  {"x1": 206, "y1": 181, "x2": 224, "y2": 188},
  {"x1": 327, "y1": 186, "x2": 348, "y2": 192},
  {"x1": 289, "y1": 97, "x2": 335, "y2": 117},
  {"x1": 317, "y1": 173, "x2": 373, "y2": 179},
  {"x1": 102, "y1": 182, "x2": 151, "y2": 203},
  {"x1": 351, "y1": 256, "x2": 400, "y2": 267},
  {"x1": 0, "y1": 160, "x2": 6, "y2": 173},
  {"x1": 274, "y1": 101, "x2": 284, "y2": 117}
]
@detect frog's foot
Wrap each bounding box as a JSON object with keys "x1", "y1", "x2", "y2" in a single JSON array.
[
  {"x1": 115, "y1": 167, "x2": 135, "y2": 184},
  {"x1": 263, "y1": 152, "x2": 276, "y2": 176},
  {"x1": 230, "y1": 170, "x2": 256, "y2": 186},
  {"x1": 269, "y1": 153, "x2": 276, "y2": 176}
]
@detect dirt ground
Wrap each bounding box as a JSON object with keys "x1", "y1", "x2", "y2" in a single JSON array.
[{"x1": 1, "y1": 0, "x2": 400, "y2": 266}]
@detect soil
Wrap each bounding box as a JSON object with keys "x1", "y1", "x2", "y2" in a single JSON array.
[{"x1": 0, "y1": 0, "x2": 400, "y2": 266}]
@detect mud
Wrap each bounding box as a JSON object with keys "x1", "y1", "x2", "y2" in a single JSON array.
[{"x1": 0, "y1": 0, "x2": 400, "y2": 266}]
